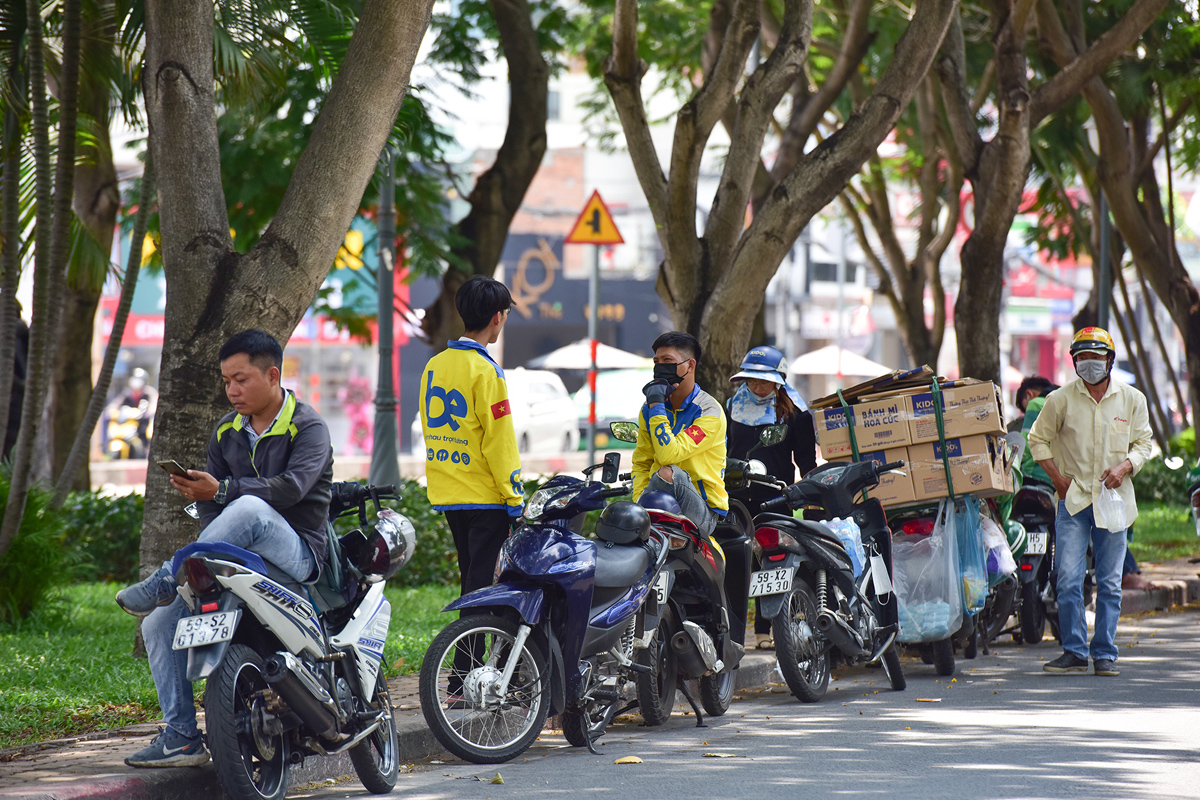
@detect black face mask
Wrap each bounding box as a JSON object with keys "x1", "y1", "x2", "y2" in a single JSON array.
[{"x1": 653, "y1": 361, "x2": 685, "y2": 386}]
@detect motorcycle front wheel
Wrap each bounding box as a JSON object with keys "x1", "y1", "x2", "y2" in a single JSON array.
[
  {"x1": 931, "y1": 638, "x2": 955, "y2": 676},
  {"x1": 205, "y1": 644, "x2": 289, "y2": 800},
  {"x1": 419, "y1": 614, "x2": 549, "y2": 764},
  {"x1": 880, "y1": 645, "x2": 906, "y2": 691},
  {"x1": 1019, "y1": 580, "x2": 1047, "y2": 644},
  {"x1": 635, "y1": 606, "x2": 678, "y2": 726},
  {"x1": 562, "y1": 699, "x2": 614, "y2": 748},
  {"x1": 348, "y1": 688, "x2": 399, "y2": 794},
  {"x1": 772, "y1": 578, "x2": 830, "y2": 703}
]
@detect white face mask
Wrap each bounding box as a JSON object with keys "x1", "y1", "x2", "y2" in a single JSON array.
[{"x1": 1075, "y1": 358, "x2": 1110, "y2": 386}]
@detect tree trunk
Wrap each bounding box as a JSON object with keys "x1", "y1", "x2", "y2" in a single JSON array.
[
  {"x1": 50, "y1": 1, "x2": 122, "y2": 492},
  {"x1": 0, "y1": 5, "x2": 27, "y2": 450},
  {"x1": 138, "y1": 0, "x2": 434, "y2": 572},
  {"x1": 0, "y1": 0, "x2": 80, "y2": 560},
  {"x1": 420, "y1": 0, "x2": 550, "y2": 349}
]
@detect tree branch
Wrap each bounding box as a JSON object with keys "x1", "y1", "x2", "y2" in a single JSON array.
[
  {"x1": 935, "y1": 12, "x2": 984, "y2": 177},
  {"x1": 1029, "y1": 0, "x2": 1169, "y2": 125},
  {"x1": 1136, "y1": 97, "x2": 1192, "y2": 179},
  {"x1": 771, "y1": 0, "x2": 872, "y2": 183}
]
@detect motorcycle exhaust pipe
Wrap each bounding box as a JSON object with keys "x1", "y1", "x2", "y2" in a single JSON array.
[
  {"x1": 815, "y1": 611, "x2": 869, "y2": 658},
  {"x1": 670, "y1": 631, "x2": 711, "y2": 678},
  {"x1": 263, "y1": 652, "x2": 341, "y2": 740}
]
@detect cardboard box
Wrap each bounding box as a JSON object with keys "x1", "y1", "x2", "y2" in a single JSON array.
[
  {"x1": 813, "y1": 395, "x2": 913, "y2": 458},
  {"x1": 830, "y1": 448, "x2": 916, "y2": 508},
  {"x1": 907, "y1": 434, "x2": 1012, "y2": 501},
  {"x1": 908, "y1": 382, "x2": 1006, "y2": 444}
]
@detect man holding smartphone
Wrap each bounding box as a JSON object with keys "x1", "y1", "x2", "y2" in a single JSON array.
[{"x1": 116, "y1": 329, "x2": 333, "y2": 767}]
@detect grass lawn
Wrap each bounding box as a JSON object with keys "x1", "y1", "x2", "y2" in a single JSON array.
[
  {"x1": 0, "y1": 582, "x2": 459, "y2": 750},
  {"x1": 1130, "y1": 503, "x2": 1200, "y2": 563}
]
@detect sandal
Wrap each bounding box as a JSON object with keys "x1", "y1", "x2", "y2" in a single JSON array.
[{"x1": 756, "y1": 636, "x2": 775, "y2": 651}]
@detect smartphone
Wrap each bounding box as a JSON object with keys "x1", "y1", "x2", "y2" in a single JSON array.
[{"x1": 157, "y1": 459, "x2": 197, "y2": 480}]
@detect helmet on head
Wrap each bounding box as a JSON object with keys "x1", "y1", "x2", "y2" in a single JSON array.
[
  {"x1": 730, "y1": 346, "x2": 788, "y2": 387},
  {"x1": 595, "y1": 501, "x2": 651, "y2": 545},
  {"x1": 1069, "y1": 327, "x2": 1115, "y2": 358}
]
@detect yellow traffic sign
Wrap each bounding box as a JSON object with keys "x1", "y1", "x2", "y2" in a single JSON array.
[{"x1": 565, "y1": 190, "x2": 624, "y2": 245}]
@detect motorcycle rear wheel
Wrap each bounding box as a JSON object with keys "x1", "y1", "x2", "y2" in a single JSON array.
[
  {"x1": 419, "y1": 614, "x2": 549, "y2": 764},
  {"x1": 699, "y1": 669, "x2": 734, "y2": 716},
  {"x1": 931, "y1": 638, "x2": 955, "y2": 676},
  {"x1": 205, "y1": 644, "x2": 289, "y2": 800},
  {"x1": 1019, "y1": 580, "x2": 1046, "y2": 644},
  {"x1": 635, "y1": 607, "x2": 678, "y2": 726},
  {"x1": 348, "y1": 689, "x2": 399, "y2": 794},
  {"x1": 772, "y1": 578, "x2": 830, "y2": 703}
]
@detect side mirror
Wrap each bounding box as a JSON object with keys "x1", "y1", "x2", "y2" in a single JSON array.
[
  {"x1": 758, "y1": 424, "x2": 788, "y2": 447},
  {"x1": 602, "y1": 452, "x2": 621, "y2": 483},
  {"x1": 609, "y1": 421, "x2": 639, "y2": 443}
]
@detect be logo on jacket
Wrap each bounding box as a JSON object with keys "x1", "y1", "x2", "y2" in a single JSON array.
[{"x1": 419, "y1": 340, "x2": 525, "y2": 518}]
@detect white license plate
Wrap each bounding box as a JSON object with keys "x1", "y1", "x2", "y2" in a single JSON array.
[
  {"x1": 172, "y1": 609, "x2": 241, "y2": 650},
  {"x1": 652, "y1": 571, "x2": 669, "y2": 605},
  {"x1": 749, "y1": 567, "x2": 793, "y2": 597},
  {"x1": 1026, "y1": 530, "x2": 1048, "y2": 556}
]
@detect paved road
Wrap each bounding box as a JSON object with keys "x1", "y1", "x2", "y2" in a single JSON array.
[{"x1": 291, "y1": 607, "x2": 1200, "y2": 800}]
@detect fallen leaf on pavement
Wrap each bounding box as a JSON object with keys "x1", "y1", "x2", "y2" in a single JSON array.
[
  {"x1": 615, "y1": 756, "x2": 643, "y2": 764},
  {"x1": 703, "y1": 753, "x2": 739, "y2": 758},
  {"x1": 491, "y1": 773, "x2": 504, "y2": 784},
  {"x1": 915, "y1": 698, "x2": 941, "y2": 703}
]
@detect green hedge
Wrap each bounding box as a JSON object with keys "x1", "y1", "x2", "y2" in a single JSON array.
[
  {"x1": 1133, "y1": 457, "x2": 1193, "y2": 504},
  {"x1": 62, "y1": 491, "x2": 144, "y2": 583},
  {"x1": 0, "y1": 466, "x2": 80, "y2": 623}
]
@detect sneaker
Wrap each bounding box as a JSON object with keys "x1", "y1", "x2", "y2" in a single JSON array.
[
  {"x1": 1043, "y1": 652, "x2": 1090, "y2": 673},
  {"x1": 124, "y1": 727, "x2": 209, "y2": 768},
  {"x1": 116, "y1": 567, "x2": 177, "y2": 616},
  {"x1": 1094, "y1": 658, "x2": 1121, "y2": 677}
]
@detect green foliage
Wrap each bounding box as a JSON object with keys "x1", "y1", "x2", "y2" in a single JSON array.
[
  {"x1": 1132, "y1": 457, "x2": 1192, "y2": 505},
  {"x1": 1169, "y1": 427, "x2": 1195, "y2": 460},
  {"x1": 60, "y1": 491, "x2": 145, "y2": 583},
  {"x1": 380, "y1": 583, "x2": 458, "y2": 676},
  {"x1": 0, "y1": 466, "x2": 77, "y2": 623},
  {"x1": 1128, "y1": 503, "x2": 1200, "y2": 563}
]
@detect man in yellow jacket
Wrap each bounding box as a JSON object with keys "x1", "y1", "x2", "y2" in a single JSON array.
[
  {"x1": 632, "y1": 331, "x2": 728, "y2": 537},
  {"x1": 1028, "y1": 327, "x2": 1152, "y2": 678},
  {"x1": 420, "y1": 277, "x2": 524, "y2": 687}
]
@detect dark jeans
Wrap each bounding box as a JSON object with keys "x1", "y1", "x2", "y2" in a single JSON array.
[{"x1": 444, "y1": 508, "x2": 510, "y2": 692}]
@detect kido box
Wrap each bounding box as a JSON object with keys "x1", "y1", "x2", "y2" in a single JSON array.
[
  {"x1": 907, "y1": 382, "x2": 1005, "y2": 444},
  {"x1": 828, "y1": 448, "x2": 916, "y2": 507},
  {"x1": 907, "y1": 434, "x2": 1013, "y2": 501},
  {"x1": 813, "y1": 395, "x2": 913, "y2": 459}
]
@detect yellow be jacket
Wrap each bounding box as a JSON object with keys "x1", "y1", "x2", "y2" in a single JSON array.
[
  {"x1": 419, "y1": 340, "x2": 524, "y2": 517},
  {"x1": 632, "y1": 385, "x2": 729, "y2": 515}
]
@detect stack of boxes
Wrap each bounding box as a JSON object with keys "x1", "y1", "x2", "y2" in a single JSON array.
[{"x1": 810, "y1": 368, "x2": 1015, "y2": 509}]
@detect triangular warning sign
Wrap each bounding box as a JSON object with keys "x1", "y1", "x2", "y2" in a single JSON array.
[{"x1": 565, "y1": 190, "x2": 624, "y2": 245}]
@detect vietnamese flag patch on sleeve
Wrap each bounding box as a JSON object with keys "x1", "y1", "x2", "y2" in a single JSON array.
[
  {"x1": 491, "y1": 400, "x2": 511, "y2": 420},
  {"x1": 684, "y1": 425, "x2": 705, "y2": 444}
]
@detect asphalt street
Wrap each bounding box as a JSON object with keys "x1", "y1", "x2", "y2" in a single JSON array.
[{"x1": 290, "y1": 607, "x2": 1200, "y2": 800}]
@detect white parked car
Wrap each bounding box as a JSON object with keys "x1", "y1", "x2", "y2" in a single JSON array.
[{"x1": 411, "y1": 368, "x2": 580, "y2": 455}]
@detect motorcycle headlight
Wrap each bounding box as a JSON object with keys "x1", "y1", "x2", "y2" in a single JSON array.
[{"x1": 526, "y1": 486, "x2": 581, "y2": 520}]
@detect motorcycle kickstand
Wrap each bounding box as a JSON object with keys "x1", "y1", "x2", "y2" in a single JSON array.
[{"x1": 677, "y1": 679, "x2": 706, "y2": 728}]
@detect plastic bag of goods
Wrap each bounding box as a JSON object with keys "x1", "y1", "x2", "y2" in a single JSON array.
[
  {"x1": 892, "y1": 500, "x2": 963, "y2": 643},
  {"x1": 824, "y1": 517, "x2": 866, "y2": 578}
]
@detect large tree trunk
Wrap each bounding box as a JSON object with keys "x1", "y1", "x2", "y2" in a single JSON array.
[
  {"x1": 0, "y1": 4, "x2": 27, "y2": 449},
  {"x1": 420, "y1": 0, "x2": 549, "y2": 348},
  {"x1": 138, "y1": 0, "x2": 434, "y2": 572},
  {"x1": 50, "y1": 1, "x2": 122, "y2": 492}
]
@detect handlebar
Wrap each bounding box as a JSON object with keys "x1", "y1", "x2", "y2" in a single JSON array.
[
  {"x1": 600, "y1": 485, "x2": 632, "y2": 499},
  {"x1": 880, "y1": 461, "x2": 905, "y2": 472},
  {"x1": 760, "y1": 495, "x2": 791, "y2": 513}
]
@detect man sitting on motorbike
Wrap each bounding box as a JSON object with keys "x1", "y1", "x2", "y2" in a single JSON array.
[
  {"x1": 631, "y1": 331, "x2": 728, "y2": 537},
  {"x1": 115, "y1": 329, "x2": 334, "y2": 768}
]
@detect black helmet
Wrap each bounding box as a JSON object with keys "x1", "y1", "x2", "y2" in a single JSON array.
[{"x1": 595, "y1": 501, "x2": 651, "y2": 545}]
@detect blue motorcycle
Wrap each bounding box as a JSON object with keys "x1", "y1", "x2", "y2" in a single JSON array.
[{"x1": 419, "y1": 453, "x2": 670, "y2": 763}]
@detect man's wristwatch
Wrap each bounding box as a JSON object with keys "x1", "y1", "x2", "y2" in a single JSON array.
[{"x1": 214, "y1": 479, "x2": 229, "y2": 505}]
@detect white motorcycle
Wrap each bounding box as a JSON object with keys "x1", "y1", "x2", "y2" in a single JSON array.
[{"x1": 171, "y1": 482, "x2": 414, "y2": 800}]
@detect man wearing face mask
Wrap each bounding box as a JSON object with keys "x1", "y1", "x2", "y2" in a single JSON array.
[
  {"x1": 1027, "y1": 327, "x2": 1152, "y2": 677},
  {"x1": 631, "y1": 331, "x2": 728, "y2": 538}
]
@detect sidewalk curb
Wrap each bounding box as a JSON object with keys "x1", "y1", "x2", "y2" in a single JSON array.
[
  {"x1": 1120, "y1": 576, "x2": 1200, "y2": 616},
  {"x1": 1, "y1": 654, "x2": 780, "y2": 800}
]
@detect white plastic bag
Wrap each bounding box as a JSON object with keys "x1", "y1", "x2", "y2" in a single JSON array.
[
  {"x1": 1094, "y1": 487, "x2": 1127, "y2": 532},
  {"x1": 893, "y1": 499, "x2": 964, "y2": 643},
  {"x1": 980, "y1": 515, "x2": 1017, "y2": 580}
]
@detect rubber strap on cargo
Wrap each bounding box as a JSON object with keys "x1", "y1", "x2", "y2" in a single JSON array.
[
  {"x1": 837, "y1": 388, "x2": 869, "y2": 500},
  {"x1": 931, "y1": 379, "x2": 956, "y2": 499}
]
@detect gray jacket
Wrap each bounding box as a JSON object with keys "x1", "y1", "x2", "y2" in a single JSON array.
[{"x1": 198, "y1": 391, "x2": 334, "y2": 562}]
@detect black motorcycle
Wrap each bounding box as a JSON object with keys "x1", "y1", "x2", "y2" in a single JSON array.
[{"x1": 753, "y1": 457, "x2": 907, "y2": 701}]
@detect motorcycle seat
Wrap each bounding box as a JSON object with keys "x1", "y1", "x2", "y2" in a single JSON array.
[
  {"x1": 594, "y1": 542, "x2": 652, "y2": 588},
  {"x1": 647, "y1": 509, "x2": 698, "y2": 534}
]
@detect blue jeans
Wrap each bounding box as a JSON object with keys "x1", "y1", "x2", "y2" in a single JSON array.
[
  {"x1": 143, "y1": 496, "x2": 317, "y2": 738},
  {"x1": 648, "y1": 465, "x2": 719, "y2": 538},
  {"x1": 1054, "y1": 501, "x2": 1126, "y2": 663}
]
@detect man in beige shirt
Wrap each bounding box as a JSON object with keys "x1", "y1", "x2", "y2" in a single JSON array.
[{"x1": 1028, "y1": 327, "x2": 1153, "y2": 677}]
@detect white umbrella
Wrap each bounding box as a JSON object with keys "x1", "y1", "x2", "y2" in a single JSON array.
[
  {"x1": 526, "y1": 339, "x2": 653, "y2": 370},
  {"x1": 787, "y1": 345, "x2": 891, "y2": 377}
]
